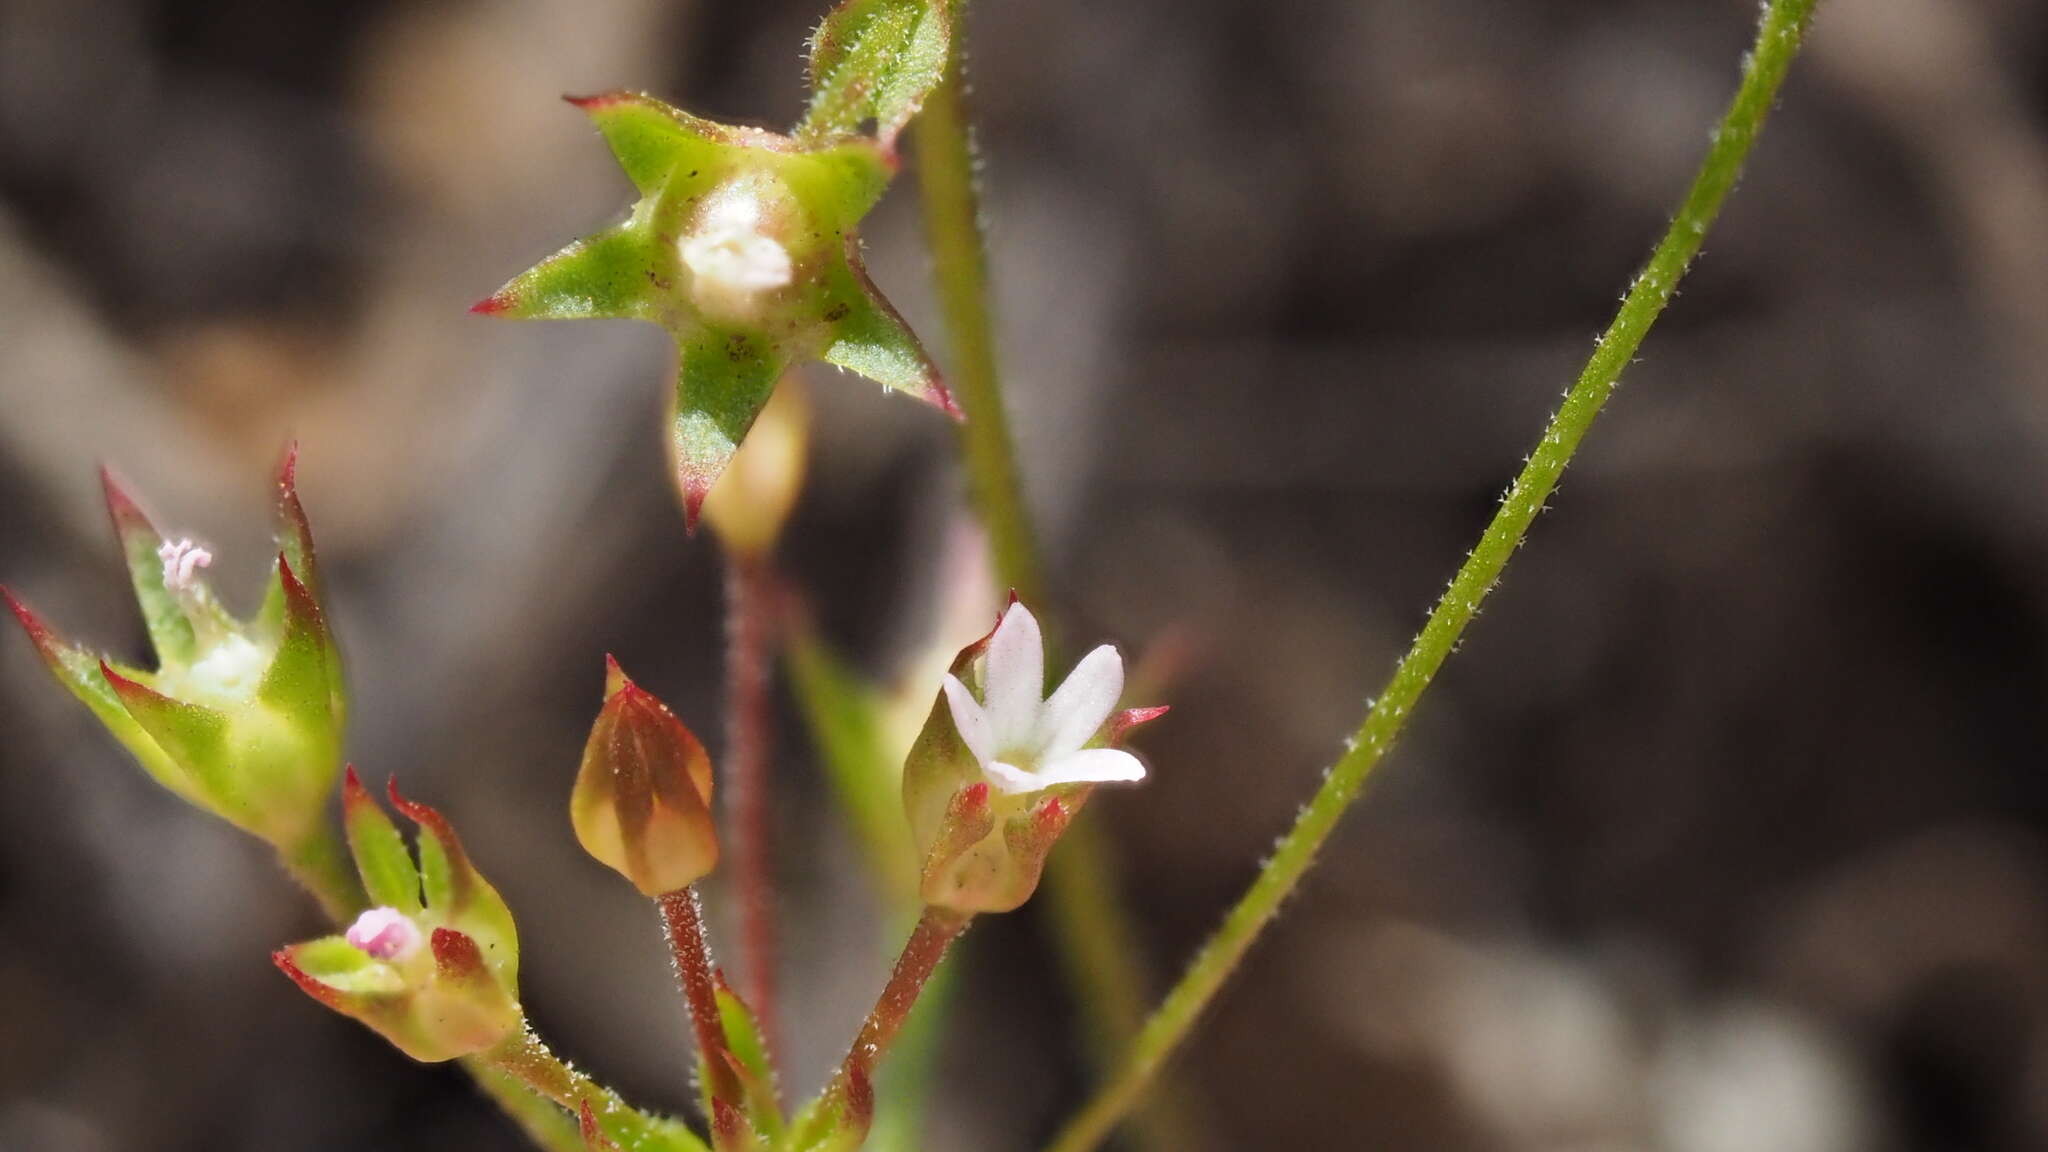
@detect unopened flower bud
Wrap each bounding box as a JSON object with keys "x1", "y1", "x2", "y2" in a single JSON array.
[
  {"x1": 702, "y1": 378, "x2": 810, "y2": 557},
  {"x1": 3, "y1": 446, "x2": 346, "y2": 855},
  {"x1": 572, "y1": 657, "x2": 720, "y2": 897}
]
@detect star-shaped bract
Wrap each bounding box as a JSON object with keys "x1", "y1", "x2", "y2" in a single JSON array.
[{"x1": 474, "y1": 92, "x2": 958, "y2": 528}]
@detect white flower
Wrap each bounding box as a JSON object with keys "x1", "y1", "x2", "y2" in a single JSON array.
[
  {"x1": 345, "y1": 906, "x2": 424, "y2": 962},
  {"x1": 680, "y1": 193, "x2": 793, "y2": 315},
  {"x1": 942, "y1": 602, "x2": 1147, "y2": 795}
]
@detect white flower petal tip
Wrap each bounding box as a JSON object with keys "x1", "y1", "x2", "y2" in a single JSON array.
[
  {"x1": 345, "y1": 906, "x2": 424, "y2": 962},
  {"x1": 1035, "y1": 644, "x2": 1125, "y2": 759},
  {"x1": 944, "y1": 601, "x2": 1160, "y2": 797}
]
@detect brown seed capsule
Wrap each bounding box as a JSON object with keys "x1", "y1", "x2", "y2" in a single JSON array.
[{"x1": 572, "y1": 657, "x2": 720, "y2": 896}]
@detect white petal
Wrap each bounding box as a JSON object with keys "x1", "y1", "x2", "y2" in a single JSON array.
[
  {"x1": 1034, "y1": 644, "x2": 1125, "y2": 759},
  {"x1": 1030, "y1": 748, "x2": 1147, "y2": 789},
  {"x1": 982, "y1": 601, "x2": 1044, "y2": 751},
  {"x1": 942, "y1": 674, "x2": 994, "y2": 766},
  {"x1": 984, "y1": 760, "x2": 1042, "y2": 795}
]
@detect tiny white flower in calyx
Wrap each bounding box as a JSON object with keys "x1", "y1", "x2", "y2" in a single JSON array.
[
  {"x1": 942, "y1": 602, "x2": 1147, "y2": 795},
  {"x1": 680, "y1": 191, "x2": 794, "y2": 318},
  {"x1": 345, "y1": 906, "x2": 424, "y2": 962},
  {"x1": 158, "y1": 537, "x2": 213, "y2": 592}
]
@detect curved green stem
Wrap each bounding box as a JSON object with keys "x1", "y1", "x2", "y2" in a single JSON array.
[
  {"x1": 916, "y1": 35, "x2": 1044, "y2": 607},
  {"x1": 1043, "y1": 2, "x2": 1822, "y2": 1149},
  {"x1": 914, "y1": 12, "x2": 1201, "y2": 1148}
]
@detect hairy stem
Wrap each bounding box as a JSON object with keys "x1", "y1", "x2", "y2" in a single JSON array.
[
  {"x1": 658, "y1": 887, "x2": 744, "y2": 1110},
  {"x1": 915, "y1": 13, "x2": 1198, "y2": 1146},
  {"x1": 723, "y1": 554, "x2": 780, "y2": 1056},
  {"x1": 1043, "y1": 3, "x2": 1822, "y2": 1148},
  {"x1": 484, "y1": 1028, "x2": 700, "y2": 1151},
  {"x1": 916, "y1": 37, "x2": 1044, "y2": 606},
  {"x1": 467, "y1": 1059, "x2": 590, "y2": 1152}
]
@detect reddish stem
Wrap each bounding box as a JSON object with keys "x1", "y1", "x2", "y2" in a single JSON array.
[
  {"x1": 847, "y1": 907, "x2": 970, "y2": 1078},
  {"x1": 724, "y1": 553, "x2": 779, "y2": 1056},
  {"x1": 657, "y1": 887, "x2": 743, "y2": 1109}
]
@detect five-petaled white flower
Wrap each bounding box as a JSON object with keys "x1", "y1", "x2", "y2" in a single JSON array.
[{"x1": 943, "y1": 602, "x2": 1147, "y2": 795}]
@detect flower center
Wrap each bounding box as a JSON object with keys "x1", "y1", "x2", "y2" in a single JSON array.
[
  {"x1": 346, "y1": 906, "x2": 424, "y2": 962},
  {"x1": 679, "y1": 192, "x2": 794, "y2": 319}
]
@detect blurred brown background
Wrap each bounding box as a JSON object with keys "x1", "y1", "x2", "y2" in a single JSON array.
[{"x1": 5, "y1": 0, "x2": 2048, "y2": 1148}]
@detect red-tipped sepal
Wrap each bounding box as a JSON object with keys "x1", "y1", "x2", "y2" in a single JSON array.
[
  {"x1": 387, "y1": 778, "x2": 519, "y2": 985},
  {"x1": 273, "y1": 924, "x2": 520, "y2": 1064}
]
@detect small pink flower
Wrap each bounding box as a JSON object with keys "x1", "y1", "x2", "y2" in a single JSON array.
[
  {"x1": 156, "y1": 537, "x2": 212, "y2": 592},
  {"x1": 346, "y1": 906, "x2": 424, "y2": 962}
]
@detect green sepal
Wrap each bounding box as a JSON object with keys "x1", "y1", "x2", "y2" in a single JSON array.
[
  {"x1": 670, "y1": 330, "x2": 790, "y2": 529},
  {"x1": 820, "y1": 253, "x2": 954, "y2": 415},
  {"x1": 342, "y1": 767, "x2": 424, "y2": 916},
  {"x1": 801, "y1": 0, "x2": 953, "y2": 152},
  {"x1": 285, "y1": 934, "x2": 408, "y2": 996},
  {"x1": 714, "y1": 977, "x2": 785, "y2": 1142},
  {"x1": 786, "y1": 630, "x2": 919, "y2": 896},
  {"x1": 98, "y1": 663, "x2": 233, "y2": 800},
  {"x1": 3, "y1": 588, "x2": 204, "y2": 807},
  {"x1": 257, "y1": 554, "x2": 333, "y2": 719},
  {"x1": 100, "y1": 467, "x2": 198, "y2": 666},
  {"x1": 568, "y1": 92, "x2": 739, "y2": 196},
  {"x1": 389, "y1": 781, "x2": 521, "y2": 985},
  {"x1": 474, "y1": 225, "x2": 666, "y2": 321}
]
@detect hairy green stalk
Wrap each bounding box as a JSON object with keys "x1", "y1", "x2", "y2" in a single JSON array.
[
  {"x1": 913, "y1": 13, "x2": 1203, "y2": 1150},
  {"x1": 1043, "y1": 2, "x2": 1823, "y2": 1148}
]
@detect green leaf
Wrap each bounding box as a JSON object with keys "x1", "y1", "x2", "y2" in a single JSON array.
[
  {"x1": 286, "y1": 935, "x2": 407, "y2": 996},
  {"x1": 474, "y1": 226, "x2": 667, "y2": 321},
  {"x1": 669, "y1": 329, "x2": 790, "y2": 529},
  {"x1": 343, "y1": 769, "x2": 423, "y2": 916},
  {"x1": 257, "y1": 555, "x2": 334, "y2": 721},
  {"x1": 569, "y1": 92, "x2": 738, "y2": 197},
  {"x1": 801, "y1": 0, "x2": 953, "y2": 150},
  {"x1": 787, "y1": 632, "x2": 918, "y2": 897},
  {"x1": 715, "y1": 981, "x2": 785, "y2": 1142},
  {"x1": 100, "y1": 468, "x2": 198, "y2": 666}
]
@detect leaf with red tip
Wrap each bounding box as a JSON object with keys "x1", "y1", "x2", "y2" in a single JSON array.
[
  {"x1": 258, "y1": 553, "x2": 335, "y2": 722},
  {"x1": 390, "y1": 780, "x2": 520, "y2": 983},
  {"x1": 819, "y1": 247, "x2": 958, "y2": 420},
  {"x1": 4, "y1": 588, "x2": 200, "y2": 803},
  {"x1": 273, "y1": 442, "x2": 319, "y2": 596},
  {"x1": 343, "y1": 766, "x2": 422, "y2": 916},
  {"x1": 568, "y1": 91, "x2": 741, "y2": 196},
  {"x1": 275, "y1": 936, "x2": 405, "y2": 1001},
  {"x1": 474, "y1": 225, "x2": 666, "y2": 322},
  {"x1": 669, "y1": 332, "x2": 790, "y2": 533},
  {"x1": 714, "y1": 977, "x2": 785, "y2": 1141},
  {"x1": 100, "y1": 467, "x2": 198, "y2": 665},
  {"x1": 99, "y1": 661, "x2": 230, "y2": 795}
]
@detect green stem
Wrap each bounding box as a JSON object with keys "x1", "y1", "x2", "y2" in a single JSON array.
[
  {"x1": 486, "y1": 1026, "x2": 705, "y2": 1151},
  {"x1": 915, "y1": 9, "x2": 1197, "y2": 1147},
  {"x1": 916, "y1": 36, "x2": 1044, "y2": 606},
  {"x1": 1043, "y1": 2, "x2": 1822, "y2": 1149},
  {"x1": 279, "y1": 822, "x2": 363, "y2": 924},
  {"x1": 467, "y1": 1057, "x2": 590, "y2": 1152}
]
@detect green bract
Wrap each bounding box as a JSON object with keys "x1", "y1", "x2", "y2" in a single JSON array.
[
  {"x1": 2, "y1": 449, "x2": 345, "y2": 856},
  {"x1": 273, "y1": 770, "x2": 522, "y2": 1063},
  {"x1": 799, "y1": 0, "x2": 953, "y2": 151},
  {"x1": 475, "y1": 91, "x2": 958, "y2": 528}
]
